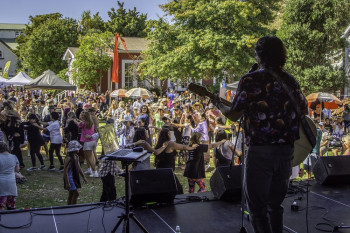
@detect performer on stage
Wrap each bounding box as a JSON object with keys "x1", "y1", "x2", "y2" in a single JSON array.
[{"x1": 215, "y1": 36, "x2": 308, "y2": 233}]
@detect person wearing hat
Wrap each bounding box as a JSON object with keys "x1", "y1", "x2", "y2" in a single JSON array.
[
  {"x1": 116, "y1": 115, "x2": 135, "y2": 148},
  {"x1": 206, "y1": 103, "x2": 222, "y2": 143},
  {"x1": 0, "y1": 109, "x2": 25, "y2": 169},
  {"x1": 132, "y1": 97, "x2": 144, "y2": 112},
  {"x1": 63, "y1": 140, "x2": 87, "y2": 205},
  {"x1": 160, "y1": 98, "x2": 168, "y2": 108}
]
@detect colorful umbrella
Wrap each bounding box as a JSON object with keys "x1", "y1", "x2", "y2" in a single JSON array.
[
  {"x1": 111, "y1": 89, "x2": 126, "y2": 98},
  {"x1": 306, "y1": 92, "x2": 342, "y2": 110},
  {"x1": 125, "y1": 88, "x2": 153, "y2": 99}
]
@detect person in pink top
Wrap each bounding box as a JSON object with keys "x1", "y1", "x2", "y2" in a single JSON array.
[{"x1": 74, "y1": 111, "x2": 98, "y2": 177}]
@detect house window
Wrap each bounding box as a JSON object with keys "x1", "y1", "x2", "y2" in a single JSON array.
[
  {"x1": 15, "y1": 31, "x2": 22, "y2": 37},
  {"x1": 123, "y1": 60, "x2": 144, "y2": 89},
  {"x1": 124, "y1": 63, "x2": 134, "y2": 89},
  {"x1": 0, "y1": 50, "x2": 2, "y2": 58}
]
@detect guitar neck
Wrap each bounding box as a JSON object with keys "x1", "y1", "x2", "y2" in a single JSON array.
[{"x1": 188, "y1": 83, "x2": 232, "y2": 107}]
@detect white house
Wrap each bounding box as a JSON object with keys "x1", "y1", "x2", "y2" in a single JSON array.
[
  {"x1": 0, "y1": 39, "x2": 17, "y2": 77},
  {"x1": 0, "y1": 23, "x2": 25, "y2": 77}
]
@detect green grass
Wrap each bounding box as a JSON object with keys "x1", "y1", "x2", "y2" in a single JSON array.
[{"x1": 15, "y1": 141, "x2": 215, "y2": 209}]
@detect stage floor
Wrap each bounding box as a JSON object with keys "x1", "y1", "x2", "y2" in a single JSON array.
[{"x1": 1, "y1": 180, "x2": 350, "y2": 233}]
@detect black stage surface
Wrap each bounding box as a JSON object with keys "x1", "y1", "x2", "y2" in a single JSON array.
[{"x1": 1, "y1": 180, "x2": 350, "y2": 233}]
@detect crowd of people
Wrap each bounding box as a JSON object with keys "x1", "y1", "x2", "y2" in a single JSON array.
[
  {"x1": 0, "y1": 86, "x2": 243, "y2": 210},
  {"x1": 0, "y1": 81, "x2": 349, "y2": 215}
]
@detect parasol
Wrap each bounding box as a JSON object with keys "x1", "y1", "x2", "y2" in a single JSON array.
[
  {"x1": 111, "y1": 89, "x2": 126, "y2": 98},
  {"x1": 125, "y1": 88, "x2": 153, "y2": 99}
]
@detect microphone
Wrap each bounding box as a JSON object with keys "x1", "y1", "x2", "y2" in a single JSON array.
[{"x1": 249, "y1": 63, "x2": 259, "y2": 73}]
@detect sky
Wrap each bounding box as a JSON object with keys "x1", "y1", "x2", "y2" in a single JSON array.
[{"x1": 0, "y1": 0, "x2": 169, "y2": 24}]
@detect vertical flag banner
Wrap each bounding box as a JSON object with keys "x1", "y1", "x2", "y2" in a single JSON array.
[
  {"x1": 3, "y1": 61, "x2": 11, "y2": 78},
  {"x1": 111, "y1": 33, "x2": 120, "y2": 84},
  {"x1": 111, "y1": 33, "x2": 138, "y2": 84}
]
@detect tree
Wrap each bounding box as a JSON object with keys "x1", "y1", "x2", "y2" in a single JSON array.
[
  {"x1": 78, "y1": 11, "x2": 106, "y2": 36},
  {"x1": 277, "y1": 0, "x2": 350, "y2": 94},
  {"x1": 139, "y1": 0, "x2": 281, "y2": 82},
  {"x1": 15, "y1": 13, "x2": 63, "y2": 69},
  {"x1": 72, "y1": 32, "x2": 113, "y2": 89},
  {"x1": 105, "y1": 1, "x2": 148, "y2": 37},
  {"x1": 16, "y1": 14, "x2": 79, "y2": 77}
]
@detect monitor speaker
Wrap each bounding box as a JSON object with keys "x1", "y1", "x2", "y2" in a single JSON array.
[
  {"x1": 313, "y1": 155, "x2": 350, "y2": 185},
  {"x1": 129, "y1": 168, "x2": 178, "y2": 205},
  {"x1": 210, "y1": 165, "x2": 242, "y2": 201}
]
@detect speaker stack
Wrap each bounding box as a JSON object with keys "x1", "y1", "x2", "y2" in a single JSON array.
[
  {"x1": 313, "y1": 155, "x2": 350, "y2": 185},
  {"x1": 210, "y1": 165, "x2": 242, "y2": 201},
  {"x1": 129, "y1": 168, "x2": 178, "y2": 205}
]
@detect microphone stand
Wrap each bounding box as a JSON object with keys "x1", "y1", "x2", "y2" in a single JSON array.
[{"x1": 230, "y1": 116, "x2": 248, "y2": 233}]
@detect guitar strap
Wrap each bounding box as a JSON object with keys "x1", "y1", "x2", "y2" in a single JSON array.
[{"x1": 266, "y1": 69, "x2": 316, "y2": 148}]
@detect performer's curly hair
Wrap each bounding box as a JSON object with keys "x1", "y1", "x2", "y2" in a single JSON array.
[{"x1": 255, "y1": 36, "x2": 287, "y2": 68}]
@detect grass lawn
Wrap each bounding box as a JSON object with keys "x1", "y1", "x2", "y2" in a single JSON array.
[
  {"x1": 15, "y1": 141, "x2": 216, "y2": 209},
  {"x1": 15, "y1": 119, "x2": 324, "y2": 209}
]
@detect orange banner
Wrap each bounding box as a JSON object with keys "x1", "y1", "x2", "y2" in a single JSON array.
[{"x1": 111, "y1": 33, "x2": 138, "y2": 84}]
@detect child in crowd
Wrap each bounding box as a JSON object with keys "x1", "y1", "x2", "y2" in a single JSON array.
[
  {"x1": 63, "y1": 140, "x2": 87, "y2": 205},
  {"x1": 184, "y1": 132, "x2": 226, "y2": 193}
]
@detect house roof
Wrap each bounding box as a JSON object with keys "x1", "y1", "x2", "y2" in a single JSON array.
[
  {"x1": 62, "y1": 37, "x2": 149, "y2": 61},
  {"x1": 0, "y1": 23, "x2": 26, "y2": 30},
  {"x1": 117, "y1": 37, "x2": 149, "y2": 53},
  {"x1": 0, "y1": 38, "x2": 18, "y2": 50},
  {"x1": 342, "y1": 25, "x2": 350, "y2": 39},
  {"x1": 0, "y1": 39, "x2": 12, "y2": 51},
  {"x1": 62, "y1": 47, "x2": 79, "y2": 60}
]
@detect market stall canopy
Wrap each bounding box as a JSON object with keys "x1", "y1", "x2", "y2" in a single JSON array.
[
  {"x1": 226, "y1": 81, "x2": 239, "y2": 91},
  {"x1": 5, "y1": 71, "x2": 32, "y2": 86},
  {"x1": 0, "y1": 75, "x2": 7, "y2": 84},
  {"x1": 24, "y1": 70, "x2": 76, "y2": 91}
]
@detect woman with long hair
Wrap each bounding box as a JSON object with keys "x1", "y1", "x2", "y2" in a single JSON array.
[
  {"x1": 154, "y1": 128, "x2": 197, "y2": 193},
  {"x1": 154, "y1": 128, "x2": 197, "y2": 170},
  {"x1": 74, "y1": 111, "x2": 98, "y2": 177},
  {"x1": 181, "y1": 104, "x2": 197, "y2": 125},
  {"x1": 184, "y1": 132, "x2": 226, "y2": 193},
  {"x1": 213, "y1": 130, "x2": 242, "y2": 167}
]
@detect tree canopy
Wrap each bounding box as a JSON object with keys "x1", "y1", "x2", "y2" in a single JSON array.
[
  {"x1": 72, "y1": 32, "x2": 113, "y2": 89},
  {"x1": 139, "y1": 0, "x2": 281, "y2": 82},
  {"x1": 277, "y1": 0, "x2": 350, "y2": 94},
  {"x1": 78, "y1": 11, "x2": 106, "y2": 36},
  {"x1": 16, "y1": 14, "x2": 79, "y2": 77},
  {"x1": 105, "y1": 1, "x2": 148, "y2": 37}
]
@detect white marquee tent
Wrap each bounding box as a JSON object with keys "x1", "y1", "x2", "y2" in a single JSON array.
[
  {"x1": 0, "y1": 75, "x2": 7, "y2": 84},
  {"x1": 5, "y1": 71, "x2": 33, "y2": 86}
]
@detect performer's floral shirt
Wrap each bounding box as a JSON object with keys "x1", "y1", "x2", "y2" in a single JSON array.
[{"x1": 232, "y1": 68, "x2": 308, "y2": 146}]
